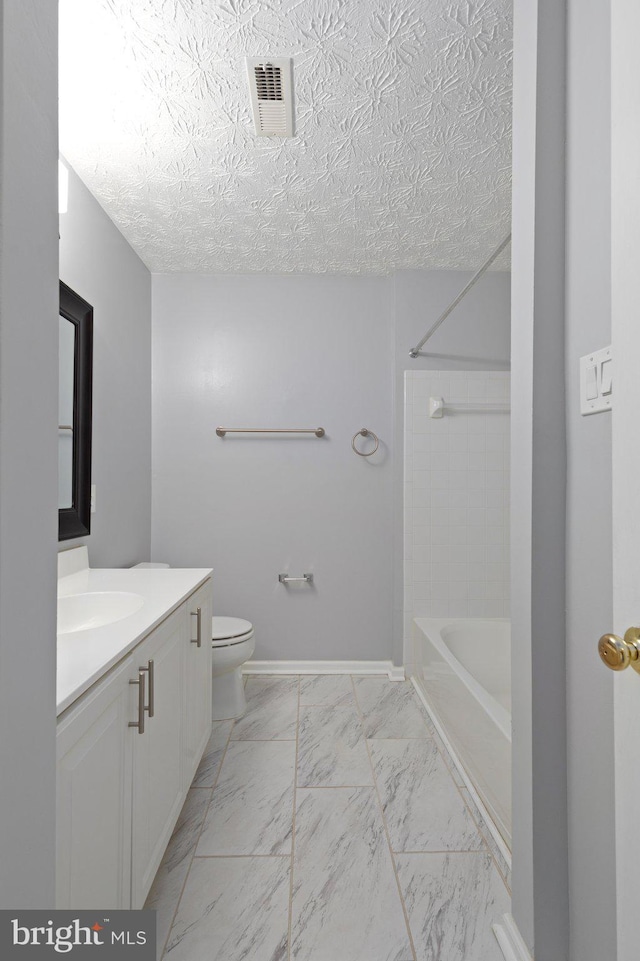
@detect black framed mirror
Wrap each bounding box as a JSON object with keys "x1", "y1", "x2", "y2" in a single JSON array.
[{"x1": 59, "y1": 281, "x2": 93, "y2": 541}]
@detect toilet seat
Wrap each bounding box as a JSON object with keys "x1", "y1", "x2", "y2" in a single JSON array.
[{"x1": 212, "y1": 616, "x2": 254, "y2": 648}]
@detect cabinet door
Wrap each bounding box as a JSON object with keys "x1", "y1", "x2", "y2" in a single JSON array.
[
  {"x1": 130, "y1": 608, "x2": 185, "y2": 907},
  {"x1": 56, "y1": 656, "x2": 133, "y2": 909},
  {"x1": 183, "y1": 579, "x2": 213, "y2": 789}
]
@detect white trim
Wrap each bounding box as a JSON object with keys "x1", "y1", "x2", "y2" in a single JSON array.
[
  {"x1": 243, "y1": 659, "x2": 404, "y2": 681},
  {"x1": 492, "y1": 914, "x2": 533, "y2": 961},
  {"x1": 411, "y1": 676, "x2": 511, "y2": 868},
  {"x1": 387, "y1": 664, "x2": 406, "y2": 682}
]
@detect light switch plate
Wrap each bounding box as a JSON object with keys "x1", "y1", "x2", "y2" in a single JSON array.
[{"x1": 580, "y1": 346, "x2": 612, "y2": 415}]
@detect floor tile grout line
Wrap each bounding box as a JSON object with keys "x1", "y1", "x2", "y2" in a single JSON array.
[
  {"x1": 287, "y1": 676, "x2": 301, "y2": 961},
  {"x1": 429, "y1": 752, "x2": 509, "y2": 887},
  {"x1": 424, "y1": 721, "x2": 512, "y2": 894},
  {"x1": 364, "y1": 735, "x2": 436, "y2": 740},
  {"x1": 350, "y1": 674, "x2": 364, "y2": 718},
  {"x1": 403, "y1": 686, "x2": 512, "y2": 892},
  {"x1": 298, "y1": 704, "x2": 357, "y2": 710},
  {"x1": 229, "y1": 737, "x2": 295, "y2": 744},
  {"x1": 302, "y1": 687, "x2": 374, "y2": 786},
  {"x1": 192, "y1": 853, "x2": 292, "y2": 859},
  {"x1": 295, "y1": 783, "x2": 377, "y2": 789},
  {"x1": 392, "y1": 849, "x2": 496, "y2": 856},
  {"x1": 454, "y1": 781, "x2": 512, "y2": 895},
  {"x1": 409, "y1": 678, "x2": 513, "y2": 883},
  {"x1": 402, "y1": 698, "x2": 502, "y2": 860},
  {"x1": 351, "y1": 676, "x2": 434, "y2": 740},
  {"x1": 361, "y1": 739, "x2": 485, "y2": 858},
  {"x1": 298, "y1": 703, "x2": 355, "y2": 708},
  {"x1": 351, "y1": 675, "x2": 418, "y2": 961},
  {"x1": 158, "y1": 717, "x2": 236, "y2": 961}
]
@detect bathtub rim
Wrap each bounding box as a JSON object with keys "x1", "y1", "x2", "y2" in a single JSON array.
[{"x1": 413, "y1": 616, "x2": 512, "y2": 743}]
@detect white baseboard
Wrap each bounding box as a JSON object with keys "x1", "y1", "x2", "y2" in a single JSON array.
[
  {"x1": 243, "y1": 660, "x2": 405, "y2": 681},
  {"x1": 492, "y1": 914, "x2": 532, "y2": 961},
  {"x1": 410, "y1": 677, "x2": 511, "y2": 870},
  {"x1": 387, "y1": 664, "x2": 406, "y2": 681}
]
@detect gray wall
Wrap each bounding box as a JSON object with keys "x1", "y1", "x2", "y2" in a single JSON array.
[
  {"x1": 392, "y1": 270, "x2": 511, "y2": 665},
  {"x1": 511, "y1": 0, "x2": 569, "y2": 956},
  {"x1": 394, "y1": 270, "x2": 512, "y2": 373},
  {"x1": 0, "y1": 0, "x2": 58, "y2": 907},
  {"x1": 151, "y1": 273, "x2": 395, "y2": 661},
  {"x1": 59, "y1": 164, "x2": 152, "y2": 567},
  {"x1": 565, "y1": 0, "x2": 615, "y2": 957}
]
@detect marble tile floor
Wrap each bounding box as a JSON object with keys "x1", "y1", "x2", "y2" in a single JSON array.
[{"x1": 146, "y1": 674, "x2": 510, "y2": 961}]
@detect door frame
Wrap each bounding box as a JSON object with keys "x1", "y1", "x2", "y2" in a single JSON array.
[
  {"x1": 0, "y1": 0, "x2": 575, "y2": 943},
  {"x1": 610, "y1": 1, "x2": 640, "y2": 958},
  {"x1": 507, "y1": 0, "x2": 570, "y2": 957},
  {"x1": 0, "y1": 0, "x2": 59, "y2": 907}
]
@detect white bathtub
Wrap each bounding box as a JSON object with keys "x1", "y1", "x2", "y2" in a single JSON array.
[{"x1": 412, "y1": 617, "x2": 512, "y2": 848}]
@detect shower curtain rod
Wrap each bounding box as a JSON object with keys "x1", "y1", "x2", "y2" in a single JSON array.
[{"x1": 408, "y1": 233, "x2": 511, "y2": 358}]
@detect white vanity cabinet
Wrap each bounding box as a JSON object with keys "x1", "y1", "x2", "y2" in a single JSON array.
[
  {"x1": 56, "y1": 654, "x2": 134, "y2": 909},
  {"x1": 56, "y1": 577, "x2": 212, "y2": 910},
  {"x1": 130, "y1": 605, "x2": 186, "y2": 907},
  {"x1": 183, "y1": 581, "x2": 213, "y2": 790}
]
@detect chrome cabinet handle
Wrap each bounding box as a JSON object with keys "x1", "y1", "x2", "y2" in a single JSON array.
[
  {"x1": 191, "y1": 607, "x2": 202, "y2": 648},
  {"x1": 129, "y1": 670, "x2": 146, "y2": 734},
  {"x1": 140, "y1": 659, "x2": 154, "y2": 717}
]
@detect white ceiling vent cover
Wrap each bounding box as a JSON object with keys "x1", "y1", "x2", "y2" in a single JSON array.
[{"x1": 246, "y1": 58, "x2": 294, "y2": 137}]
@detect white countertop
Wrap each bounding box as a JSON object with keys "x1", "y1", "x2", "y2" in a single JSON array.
[{"x1": 57, "y1": 567, "x2": 212, "y2": 716}]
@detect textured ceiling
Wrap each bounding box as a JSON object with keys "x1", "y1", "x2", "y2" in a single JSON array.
[{"x1": 59, "y1": 0, "x2": 512, "y2": 274}]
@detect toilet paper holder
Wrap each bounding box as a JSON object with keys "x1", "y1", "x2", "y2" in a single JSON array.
[{"x1": 278, "y1": 573, "x2": 314, "y2": 585}]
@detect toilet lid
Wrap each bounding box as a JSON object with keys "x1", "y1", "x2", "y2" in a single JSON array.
[{"x1": 212, "y1": 616, "x2": 253, "y2": 641}]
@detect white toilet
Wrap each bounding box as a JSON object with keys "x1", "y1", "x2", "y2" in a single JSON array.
[
  {"x1": 211, "y1": 616, "x2": 256, "y2": 720},
  {"x1": 131, "y1": 563, "x2": 255, "y2": 721}
]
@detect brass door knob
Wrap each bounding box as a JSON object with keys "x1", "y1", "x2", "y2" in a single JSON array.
[{"x1": 598, "y1": 627, "x2": 640, "y2": 672}]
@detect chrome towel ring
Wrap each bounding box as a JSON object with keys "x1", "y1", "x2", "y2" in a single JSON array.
[{"x1": 351, "y1": 428, "x2": 379, "y2": 457}]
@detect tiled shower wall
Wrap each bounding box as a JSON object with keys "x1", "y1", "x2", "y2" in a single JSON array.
[{"x1": 403, "y1": 371, "x2": 510, "y2": 649}]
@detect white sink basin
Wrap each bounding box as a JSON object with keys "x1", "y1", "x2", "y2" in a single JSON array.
[{"x1": 58, "y1": 592, "x2": 144, "y2": 634}]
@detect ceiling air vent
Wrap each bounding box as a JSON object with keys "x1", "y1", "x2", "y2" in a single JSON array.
[{"x1": 246, "y1": 57, "x2": 294, "y2": 137}]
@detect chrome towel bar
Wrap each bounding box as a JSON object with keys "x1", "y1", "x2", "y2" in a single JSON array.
[
  {"x1": 279, "y1": 573, "x2": 314, "y2": 585},
  {"x1": 216, "y1": 427, "x2": 325, "y2": 437}
]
